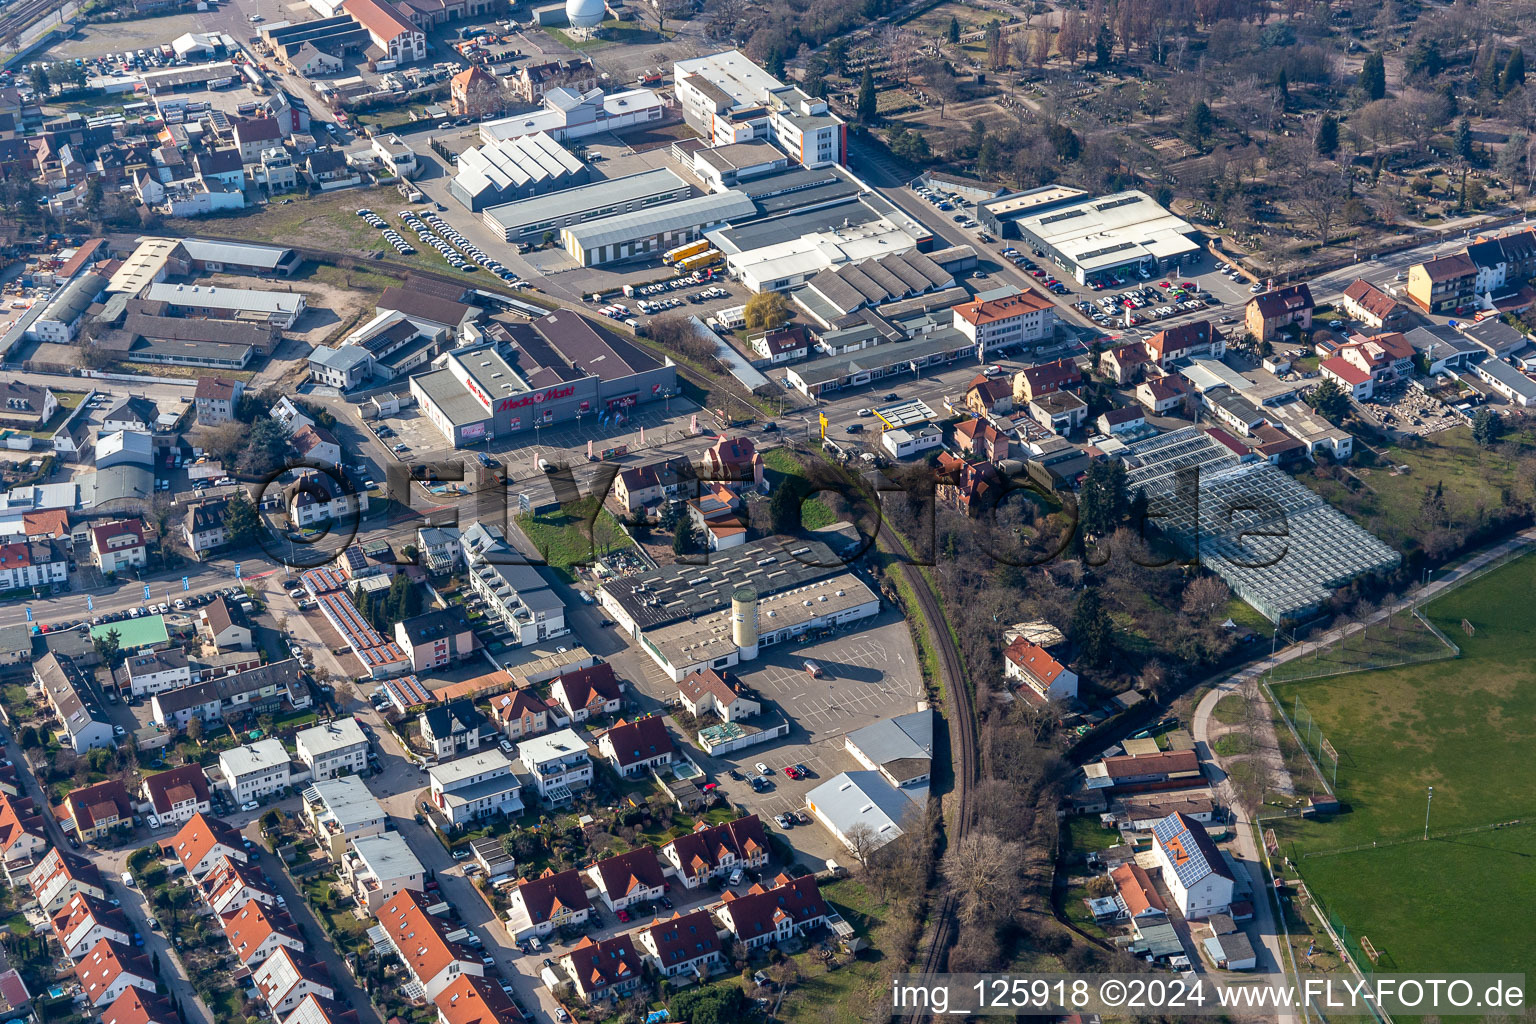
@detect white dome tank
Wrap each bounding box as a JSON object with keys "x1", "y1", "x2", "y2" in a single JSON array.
[{"x1": 566, "y1": 0, "x2": 605, "y2": 29}]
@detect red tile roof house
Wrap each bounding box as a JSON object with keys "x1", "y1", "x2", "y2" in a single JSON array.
[
  {"x1": 75, "y1": 938, "x2": 155, "y2": 1007},
  {"x1": 1244, "y1": 283, "x2": 1314, "y2": 342},
  {"x1": 0, "y1": 791, "x2": 49, "y2": 884},
  {"x1": 141, "y1": 764, "x2": 211, "y2": 827},
  {"x1": 952, "y1": 418, "x2": 1010, "y2": 461},
  {"x1": 504, "y1": 867, "x2": 592, "y2": 942},
  {"x1": 1110, "y1": 862, "x2": 1167, "y2": 922},
  {"x1": 712, "y1": 874, "x2": 830, "y2": 950},
  {"x1": 636, "y1": 909, "x2": 723, "y2": 980},
  {"x1": 595, "y1": 716, "x2": 675, "y2": 779},
  {"x1": 253, "y1": 946, "x2": 335, "y2": 1017},
  {"x1": 1144, "y1": 320, "x2": 1223, "y2": 367},
  {"x1": 435, "y1": 973, "x2": 526, "y2": 1024},
  {"x1": 1012, "y1": 357, "x2": 1082, "y2": 403},
  {"x1": 377, "y1": 888, "x2": 483, "y2": 1000},
  {"x1": 1002, "y1": 637, "x2": 1079, "y2": 703},
  {"x1": 65, "y1": 779, "x2": 133, "y2": 842},
  {"x1": 558, "y1": 934, "x2": 644, "y2": 1004},
  {"x1": 703, "y1": 435, "x2": 765, "y2": 492},
  {"x1": 168, "y1": 812, "x2": 250, "y2": 878},
  {"x1": 1099, "y1": 342, "x2": 1151, "y2": 385},
  {"x1": 549, "y1": 664, "x2": 623, "y2": 723},
  {"x1": 660, "y1": 815, "x2": 769, "y2": 889},
  {"x1": 223, "y1": 897, "x2": 304, "y2": 967},
  {"x1": 676, "y1": 668, "x2": 760, "y2": 722},
  {"x1": 1319, "y1": 354, "x2": 1375, "y2": 401},
  {"x1": 965, "y1": 374, "x2": 1014, "y2": 417},
  {"x1": 200, "y1": 854, "x2": 279, "y2": 915},
  {"x1": 52, "y1": 891, "x2": 134, "y2": 958},
  {"x1": 489, "y1": 689, "x2": 549, "y2": 741},
  {"x1": 1340, "y1": 279, "x2": 1403, "y2": 329},
  {"x1": 584, "y1": 847, "x2": 665, "y2": 912},
  {"x1": 28, "y1": 848, "x2": 106, "y2": 913},
  {"x1": 101, "y1": 987, "x2": 177, "y2": 1024}
]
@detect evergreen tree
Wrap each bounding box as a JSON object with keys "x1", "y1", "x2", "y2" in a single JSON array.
[
  {"x1": 1477, "y1": 46, "x2": 1503, "y2": 97},
  {"x1": 224, "y1": 490, "x2": 260, "y2": 548},
  {"x1": 1359, "y1": 51, "x2": 1386, "y2": 101},
  {"x1": 1128, "y1": 486, "x2": 1150, "y2": 533},
  {"x1": 1455, "y1": 117, "x2": 1474, "y2": 161},
  {"x1": 93, "y1": 628, "x2": 121, "y2": 668},
  {"x1": 946, "y1": 15, "x2": 960, "y2": 43},
  {"x1": 1094, "y1": 24, "x2": 1113, "y2": 67},
  {"x1": 1184, "y1": 99, "x2": 1214, "y2": 151},
  {"x1": 1071, "y1": 586, "x2": 1113, "y2": 668},
  {"x1": 672, "y1": 515, "x2": 700, "y2": 557},
  {"x1": 856, "y1": 69, "x2": 877, "y2": 124},
  {"x1": 1472, "y1": 407, "x2": 1505, "y2": 446},
  {"x1": 769, "y1": 480, "x2": 801, "y2": 534},
  {"x1": 28, "y1": 64, "x2": 47, "y2": 97},
  {"x1": 1306, "y1": 377, "x2": 1349, "y2": 419},
  {"x1": 1274, "y1": 67, "x2": 1290, "y2": 112},
  {"x1": 1079, "y1": 459, "x2": 1129, "y2": 538},
  {"x1": 1315, "y1": 113, "x2": 1339, "y2": 157},
  {"x1": 1502, "y1": 48, "x2": 1527, "y2": 95}
]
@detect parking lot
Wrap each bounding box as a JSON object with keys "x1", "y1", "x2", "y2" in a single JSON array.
[{"x1": 684, "y1": 612, "x2": 925, "y2": 867}]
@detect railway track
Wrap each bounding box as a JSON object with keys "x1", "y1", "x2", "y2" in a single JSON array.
[
  {"x1": 878, "y1": 521, "x2": 977, "y2": 986},
  {"x1": 0, "y1": 0, "x2": 69, "y2": 51}
]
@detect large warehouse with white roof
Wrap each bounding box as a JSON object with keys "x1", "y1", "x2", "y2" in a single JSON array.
[{"x1": 978, "y1": 187, "x2": 1203, "y2": 284}]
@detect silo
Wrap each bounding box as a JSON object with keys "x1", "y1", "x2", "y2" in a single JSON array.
[{"x1": 731, "y1": 587, "x2": 759, "y2": 661}]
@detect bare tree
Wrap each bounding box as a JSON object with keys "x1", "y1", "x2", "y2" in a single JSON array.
[
  {"x1": 1182, "y1": 575, "x2": 1231, "y2": 619},
  {"x1": 843, "y1": 822, "x2": 880, "y2": 868},
  {"x1": 942, "y1": 831, "x2": 1022, "y2": 927}
]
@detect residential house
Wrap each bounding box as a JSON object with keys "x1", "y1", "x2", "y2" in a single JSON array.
[
  {"x1": 152, "y1": 660, "x2": 311, "y2": 733},
  {"x1": 748, "y1": 325, "x2": 811, "y2": 364},
  {"x1": 1110, "y1": 862, "x2": 1167, "y2": 922},
  {"x1": 1245, "y1": 284, "x2": 1315, "y2": 342},
  {"x1": 1135, "y1": 375, "x2": 1191, "y2": 416},
  {"x1": 75, "y1": 939, "x2": 156, "y2": 1007},
  {"x1": 1319, "y1": 355, "x2": 1374, "y2": 401},
  {"x1": 882, "y1": 425, "x2": 943, "y2": 460},
  {"x1": 964, "y1": 374, "x2": 1014, "y2": 417},
  {"x1": 302, "y1": 776, "x2": 386, "y2": 860},
  {"x1": 504, "y1": 868, "x2": 592, "y2": 941},
  {"x1": 661, "y1": 816, "x2": 769, "y2": 889},
  {"x1": 428, "y1": 751, "x2": 523, "y2": 825},
  {"x1": 1151, "y1": 812, "x2": 1234, "y2": 920},
  {"x1": 597, "y1": 717, "x2": 675, "y2": 779},
  {"x1": 218, "y1": 739, "x2": 292, "y2": 804},
  {"x1": 101, "y1": 396, "x2": 158, "y2": 434},
  {"x1": 1407, "y1": 252, "x2": 1477, "y2": 314},
  {"x1": 637, "y1": 909, "x2": 721, "y2": 980},
  {"x1": 488, "y1": 690, "x2": 549, "y2": 741},
  {"x1": 585, "y1": 847, "x2": 665, "y2": 911},
  {"x1": 712, "y1": 874, "x2": 829, "y2": 950},
  {"x1": 101, "y1": 988, "x2": 178, "y2": 1024},
  {"x1": 676, "y1": 668, "x2": 759, "y2": 723},
  {"x1": 1405, "y1": 324, "x2": 1481, "y2": 375},
  {"x1": 284, "y1": 994, "x2": 361, "y2": 1024},
  {"x1": 1002, "y1": 637, "x2": 1079, "y2": 702},
  {"x1": 222, "y1": 897, "x2": 304, "y2": 967},
  {"x1": 89, "y1": 519, "x2": 149, "y2": 575},
  {"x1": 702, "y1": 435, "x2": 765, "y2": 491},
  {"x1": 253, "y1": 948, "x2": 335, "y2": 1019},
  {"x1": 419, "y1": 698, "x2": 488, "y2": 759},
  {"x1": 934, "y1": 453, "x2": 1003, "y2": 518},
  {"x1": 686, "y1": 486, "x2": 747, "y2": 551},
  {"x1": 435, "y1": 975, "x2": 525, "y2": 1024},
  {"x1": 1099, "y1": 342, "x2": 1151, "y2": 385},
  {"x1": 1028, "y1": 391, "x2": 1088, "y2": 435},
  {"x1": 201, "y1": 596, "x2": 253, "y2": 651},
  {"x1": 0, "y1": 793, "x2": 48, "y2": 886},
  {"x1": 1145, "y1": 320, "x2": 1223, "y2": 366},
  {"x1": 194, "y1": 378, "x2": 244, "y2": 426},
  {"x1": 343, "y1": 832, "x2": 424, "y2": 913},
  {"x1": 611, "y1": 455, "x2": 692, "y2": 512},
  {"x1": 548, "y1": 664, "x2": 622, "y2": 723},
  {"x1": 1081, "y1": 749, "x2": 1202, "y2": 794},
  {"x1": 1097, "y1": 407, "x2": 1146, "y2": 435},
  {"x1": 117, "y1": 649, "x2": 191, "y2": 699},
  {"x1": 396, "y1": 608, "x2": 476, "y2": 673},
  {"x1": 558, "y1": 934, "x2": 644, "y2": 1004},
  {"x1": 295, "y1": 718, "x2": 369, "y2": 780},
  {"x1": 1012, "y1": 358, "x2": 1082, "y2": 403},
  {"x1": 182, "y1": 497, "x2": 231, "y2": 558},
  {"x1": 291, "y1": 425, "x2": 342, "y2": 468},
  {"x1": 0, "y1": 540, "x2": 68, "y2": 591},
  {"x1": 169, "y1": 813, "x2": 250, "y2": 878},
  {"x1": 141, "y1": 765, "x2": 211, "y2": 826},
  {"x1": 376, "y1": 888, "x2": 482, "y2": 1001},
  {"x1": 52, "y1": 892, "x2": 133, "y2": 958},
  {"x1": 233, "y1": 118, "x2": 283, "y2": 163},
  {"x1": 1340, "y1": 279, "x2": 1402, "y2": 329},
  {"x1": 36, "y1": 652, "x2": 115, "y2": 753},
  {"x1": 199, "y1": 855, "x2": 278, "y2": 916},
  {"x1": 449, "y1": 66, "x2": 503, "y2": 118},
  {"x1": 515, "y1": 729, "x2": 592, "y2": 805},
  {"x1": 28, "y1": 849, "x2": 106, "y2": 914},
  {"x1": 951, "y1": 417, "x2": 1010, "y2": 461}
]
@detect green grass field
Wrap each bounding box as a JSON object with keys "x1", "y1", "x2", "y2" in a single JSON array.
[
  {"x1": 1270, "y1": 552, "x2": 1536, "y2": 973},
  {"x1": 515, "y1": 500, "x2": 633, "y2": 581}
]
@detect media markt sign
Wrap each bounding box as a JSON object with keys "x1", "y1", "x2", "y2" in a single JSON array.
[{"x1": 498, "y1": 385, "x2": 576, "y2": 413}]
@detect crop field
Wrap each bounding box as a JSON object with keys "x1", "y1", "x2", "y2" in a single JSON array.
[{"x1": 1270, "y1": 551, "x2": 1536, "y2": 974}]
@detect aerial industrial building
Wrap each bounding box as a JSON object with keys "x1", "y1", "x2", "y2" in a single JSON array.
[
  {"x1": 481, "y1": 168, "x2": 694, "y2": 243},
  {"x1": 449, "y1": 131, "x2": 589, "y2": 212}
]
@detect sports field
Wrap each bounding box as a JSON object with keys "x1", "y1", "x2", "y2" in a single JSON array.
[{"x1": 1270, "y1": 552, "x2": 1536, "y2": 974}]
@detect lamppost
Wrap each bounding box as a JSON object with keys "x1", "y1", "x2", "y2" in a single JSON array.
[{"x1": 1424, "y1": 785, "x2": 1434, "y2": 840}]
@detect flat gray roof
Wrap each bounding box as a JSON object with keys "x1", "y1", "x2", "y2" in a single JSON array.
[
  {"x1": 483, "y1": 168, "x2": 690, "y2": 232},
  {"x1": 412, "y1": 367, "x2": 487, "y2": 427},
  {"x1": 563, "y1": 191, "x2": 757, "y2": 251}
]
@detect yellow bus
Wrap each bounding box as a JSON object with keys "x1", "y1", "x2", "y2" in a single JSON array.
[
  {"x1": 664, "y1": 239, "x2": 712, "y2": 264},
  {"x1": 677, "y1": 249, "x2": 723, "y2": 273}
]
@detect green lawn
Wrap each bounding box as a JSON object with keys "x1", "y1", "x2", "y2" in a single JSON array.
[
  {"x1": 516, "y1": 500, "x2": 633, "y2": 582},
  {"x1": 1300, "y1": 425, "x2": 1536, "y2": 551},
  {"x1": 1270, "y1": 551, "x2": 1536, "y2": 973},
  {"x1": 778, "y1": 878, "x2": 906, "y2": 1024},
  {"x1": 1267, "y1": 607, "x2": 1455, "y2": 684},
  {"x1": 762, "y1": 448, "x2": 836, "y2": 529}
]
